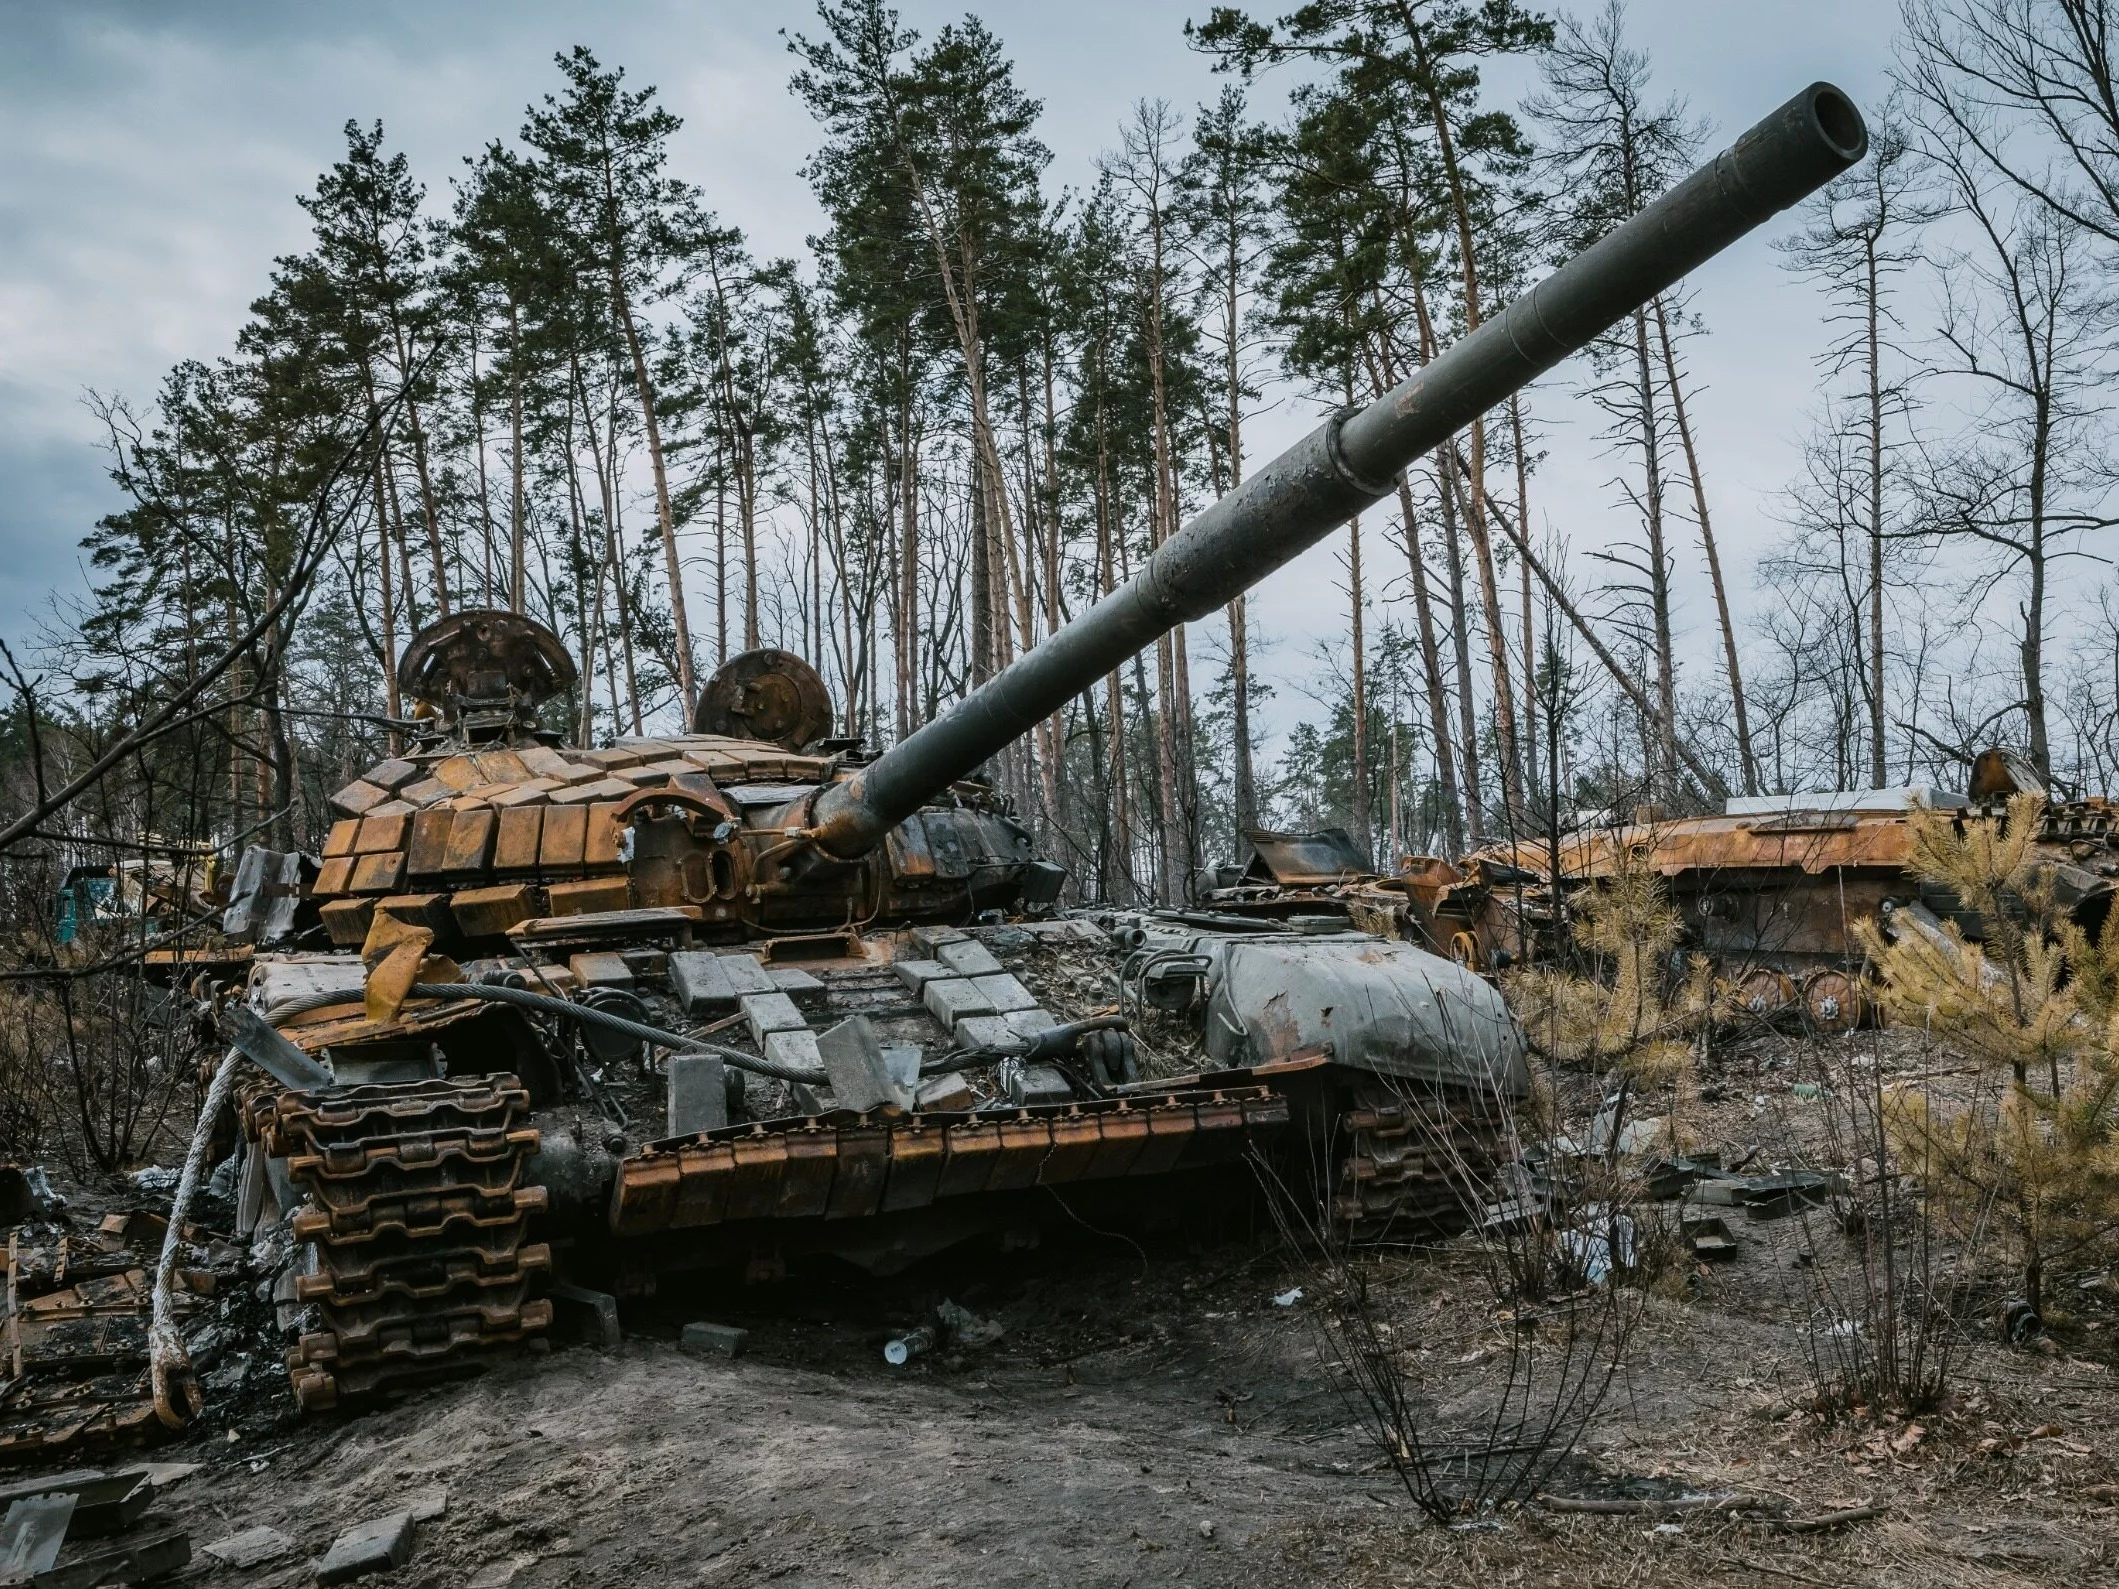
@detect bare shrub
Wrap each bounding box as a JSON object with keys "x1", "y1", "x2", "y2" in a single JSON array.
[
  {"x1": 1259, "y1": 1052, "x2": 1644, "y2": 1521},
  {"x1": 1788, "y1": 1033, "x2": 1984, "y2": 1420},
  {"x1": 0, "y1": 860, "x2": 199, "y2": 1173}
]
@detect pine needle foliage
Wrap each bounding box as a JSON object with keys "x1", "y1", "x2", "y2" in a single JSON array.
[
  {"x1": 1508, "y1": 854, "x2": 1707, "y2": 1084},
  {"x1": 1856, "y1": 795, "x2": 2119, "y2": 1313}
]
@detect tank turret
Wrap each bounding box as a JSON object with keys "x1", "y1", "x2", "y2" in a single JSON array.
[{"x1": 309, "y1": 623, "x2": 1058, "y2": 954}]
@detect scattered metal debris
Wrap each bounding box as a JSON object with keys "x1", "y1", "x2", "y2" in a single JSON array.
[
  {"x1": 0, "y1": 1440, "x2": 192, "y2": 1585},
  {"x1": 883, "y1": 1325, "x2": 935, "y2": 1366},
  {"x1": 2, "y1": 1211, "x2": 226, "y2": 1465}
]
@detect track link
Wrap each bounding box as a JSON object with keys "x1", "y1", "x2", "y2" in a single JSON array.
[
  {"x1": 247, "y1": 1076, "x2": 550, "y2": 1411},
  {"x1": 1334, "y1": 1079, "x2": 1509, "y2": 1242}
]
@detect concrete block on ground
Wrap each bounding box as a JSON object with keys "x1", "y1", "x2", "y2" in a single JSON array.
[
  {"x1": 680, "y1": 1321, "x2": 749, "y2": 1359},
  {"x1": 739, "y1": 991, "x2": 808, "y2": 1042},
  {"x1": 666, "y1": 1052, "x2": 729, "y2": 1136},
  {"x1": 970, "y1": 972, "x2": 1038, "y2": 1013},
  {"x1": 893, "y1": 959, "x2": 949, "y2": 995},
  {"x1": 314, "y1": 1513, "x2": 415, "y2": 1584},
  {"x1": 922, "y1": 976, "x2": 994, "y2": 1030},
  {"x1": 818, "y1": 1016, "x2": 912, "y2": 1113},
  {"x1": 768, "y1": 966, "x2": 828, "y2": 1009},
  {"x1": 203, "y1": 1525, "x2": 293, "y2": 1569},
  {"x1": 910, "y1": 925, "x2": 968, "y2": 954},
  {"x1": 952, "y1": 1015, "x2": 1015, "y2": 1049},
  {"x1": 763, "y1": 1029, "x2": 823, "y2": 1072},
  {"x1": 935, "y1": 939, "x2": 1004, "y2": 977},
  {"x1": 548, "y1": 1282, "x2": 622, "y2": 1351},
  {"x1": 791, "y1": 1081, "x2": 833, "y2": 1115},
  {"x1": 915, "y1": 1072, "x2": 975, "y2": 1112}
]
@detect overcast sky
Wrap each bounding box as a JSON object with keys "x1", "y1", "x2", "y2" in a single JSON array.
[{"x1": 0, "y1": 0, "x2": 1903, "y2": 742}]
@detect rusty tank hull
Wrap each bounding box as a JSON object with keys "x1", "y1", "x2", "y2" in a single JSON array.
[{"x1": 1421, "y1": 759, "x2": 2119, "y2": 1031}]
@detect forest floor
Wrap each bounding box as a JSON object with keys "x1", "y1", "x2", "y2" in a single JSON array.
[{"x1": 18, "y1": 1026, "x2": 2119, "y2": 1587}]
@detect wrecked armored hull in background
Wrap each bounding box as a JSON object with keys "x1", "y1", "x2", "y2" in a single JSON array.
[
  {"x1": 1195, "y1": 826, "x2": 1544, "y2": 974},
  {"x1": 1434, "y1": 749, "x2": 2119, "y2": 1032}
]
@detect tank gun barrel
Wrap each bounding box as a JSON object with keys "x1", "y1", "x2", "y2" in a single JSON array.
[{"x1": 807, "y1": 82, "x2": 1867, "y2": 860}]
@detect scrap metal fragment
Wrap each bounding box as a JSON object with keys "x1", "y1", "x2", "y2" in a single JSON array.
[
  {"x1": 0, "y1": 1492, "x2": 76, "y2": 1578},
  {"x1": 819, "y1": 1017, "x2": 912, "y2": 1113},
  {"x1": 220, "y1": 1007, "x2": 333, "y2": 1090},
  {"x1": 666, "y1": 1053, "x2": 729, "y2": 1137}
]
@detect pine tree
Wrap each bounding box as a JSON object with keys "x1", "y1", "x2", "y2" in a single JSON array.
[
  {"x1": 524, "y1": 48, "x2": 706, "y2": 706},
  {"x1": 1860, "y1": 795, "x2": 2119, "y2": 1313}
]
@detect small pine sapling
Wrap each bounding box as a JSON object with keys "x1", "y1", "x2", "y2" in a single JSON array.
[{"x1": 1857, "y1": 795, "x2": 2119, "y2": 1316}]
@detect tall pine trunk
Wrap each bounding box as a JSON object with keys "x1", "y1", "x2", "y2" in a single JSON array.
[
  {"x1": 1629, "y1": 306, "x2": 1680, "y2": 802},
  {"x1": 1653, "y1": 298, "x2": 1756, "y2": 794},
  {"x1": 1435, "y1": 455, "x2": 1485, "y2": 846},
  {"x1": 607, "y1": 256, "x2": 696, "y2": 705}
]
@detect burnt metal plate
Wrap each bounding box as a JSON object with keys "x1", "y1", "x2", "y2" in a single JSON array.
[{"x1": 1241, "y1": 828, "x2": 1372, "y2": 886}]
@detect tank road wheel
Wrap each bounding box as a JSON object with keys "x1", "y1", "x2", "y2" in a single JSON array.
[
  {"x1": 1729, "y1": 967, "x2": 1796, "y2": 1024},
  {"x1": 1801, "y1": 969, "x2": 1867, "y2": 1036},
  {"x1": 1330, "y1": 1078, "x2": 1509, "y2": 1244}
]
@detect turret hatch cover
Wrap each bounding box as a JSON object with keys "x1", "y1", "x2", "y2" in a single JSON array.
[
  {"x1": 693, "y1": 648, "x2": 834, "y2": 751},
  {"x1": 398, "y1": 609, "x2": 577, "y2": 711}
]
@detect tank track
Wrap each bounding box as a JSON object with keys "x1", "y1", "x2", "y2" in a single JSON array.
[
  {"x1": 245, "y1": 1076, "x2": 552, "y2": 1412},
  {"x1": 1334, "y1": 1079, "x2": 1509, "y2": 1243}
]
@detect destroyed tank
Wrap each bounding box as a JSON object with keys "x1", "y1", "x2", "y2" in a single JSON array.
[
  {"x1": 207, "y1": 81, "x2": 1867, "y2": 1418},
  {"x1": 1191, "y1": 826, "x2": 1543, "y2": 975},
  {"x1": 1435, "y1": 747, "x2": 2119, "y2": 1034}
]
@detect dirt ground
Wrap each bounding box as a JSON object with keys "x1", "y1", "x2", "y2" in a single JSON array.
[
  {"x1": 135, "y1": 1227, "x2": 2119, "y2": 1588},
  {"x1": 21, "y1": 1026, "x2": 2119, "y2": 1587}
]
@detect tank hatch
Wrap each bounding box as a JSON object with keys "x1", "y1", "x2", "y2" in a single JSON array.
[
  {"x1": 692, "y1": 648, "x2": 834, "y2": 751},
  {"x1": 398, "y1": 609, "x2": 577, "y2": 745}
]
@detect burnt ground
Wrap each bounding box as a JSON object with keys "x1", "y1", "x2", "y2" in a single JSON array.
[{"x1": 17, "y1": 1025, "x2": 2119, "y2": 1587}]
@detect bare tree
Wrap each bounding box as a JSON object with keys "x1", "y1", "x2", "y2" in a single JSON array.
[
  {"x1": 1779, "y1": 120, "x2": 1934, "y2": 788},
  {"x1": 1915, "y1": 129, "x2": 2119, "y2": 776}
]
